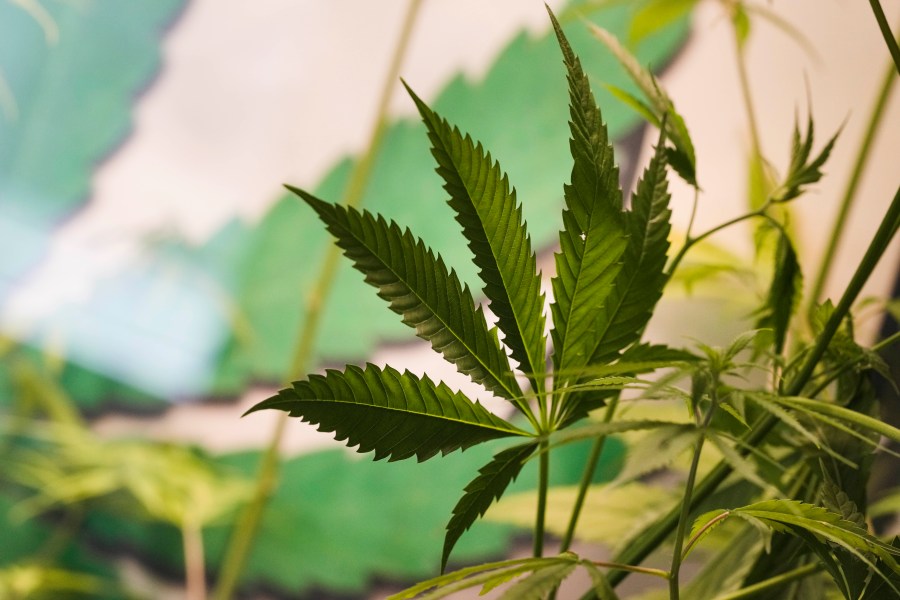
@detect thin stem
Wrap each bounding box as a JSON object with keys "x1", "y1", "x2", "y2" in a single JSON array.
[
  {"x1": 183, "y1": 522, "x2": 207, "y2": 600},
  {"x1": 534, "y1": 440, "x2": 550, "y2": 558},
  {"x1": 666, "y1": 207, "x2": 767, "y2": 278},
  {"x1": 669, "y1": 407, "x2": 712, "y2": 600},
  {"x1": 731, "y1": 6, "x2": 764, "y2": 167},
  {"x1": 211, "y1": 3, "x2": 424, "y2": 597},
  {"x1": 558, "y1": 395, "x2": 619, "y2": 552},
  {"x1": 808, "y1": 57, "x2": 897, "y2": 311},
  {"x1": 713, "y1": 563, "x2": 822, "y2": 600},
  {"x1": 589, "y1": 560, "x2": 670, "y2": 580},
  {"x1": 869, "y1": 0, "x2": 900, "y2": 74}
]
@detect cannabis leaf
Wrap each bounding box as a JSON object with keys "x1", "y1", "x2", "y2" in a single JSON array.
[
  {"x1": 405, "y1": 82, "x2": 547, "y2": 392},
  {"x1": 442, "y1": 441, "x2": 538, "y2": 571},
  {"x1": 586, "y1": 124, "x2": 672, "y2": 366},
  {"x1": 547, "y1": 8, "x2": 629, "y2": 385},
  {"x1": 771, "y1": 113, "x2": 839, "y2": 203},
  {"x1": 247, "y1": 364, "x2": 529, "y2": 462},
  {"x1": 755, "y1": 231, "x2": 802, "y2": 354},
  {"x1": 590, "y1": 23, "x2": 697, "y2": 186},
  {"x1": 287, "y1": 187, "x2": 522, "y2": 403}
]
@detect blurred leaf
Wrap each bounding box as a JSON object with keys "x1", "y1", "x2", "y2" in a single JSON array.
[
  {"x1": 488, "y1": 482, "x2": 678, "y2": 552},
  {"x1": 630, "y1": 0, "x2": 699, "y2": 44},
  {"x1": 0, "y1": 0, "x2": 184, "y2": 303}
]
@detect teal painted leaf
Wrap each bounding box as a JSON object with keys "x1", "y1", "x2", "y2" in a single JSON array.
[
  {"x1": 443, "y1": 441, "x2": 539, "y2": 571},
  {"x1": 0, "y1": 0, "x2": 184, "y2": 303},
  {"x1": 79, "y1": 437, "x2": 623, "y2": 594},
  {"x1": 548, "y1": 8, "x2": 628, "y2": 384},
  {"x1": 291, "y1": 187, "x2": 522, "y2": 403},
  {"x1": 405, "y1": 83, "x2": 547, "y2": 392},
  {"x1": 247, "y1": 363, "x2": 529, "y2": 462}
]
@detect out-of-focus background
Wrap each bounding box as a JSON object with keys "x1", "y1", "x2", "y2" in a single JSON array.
[{"x1": 1, "y1": 0, "x2": 898, "y2": 598}]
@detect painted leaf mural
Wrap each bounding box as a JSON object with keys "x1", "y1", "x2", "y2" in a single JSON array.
[{"x1": 0, "y1": 0, "x2": 184, "y2": 305}]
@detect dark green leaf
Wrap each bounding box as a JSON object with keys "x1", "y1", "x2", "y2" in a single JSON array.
[
  {"x1": 247, "y1": 363, "x2": 528, "y2": 462},
  {"x1": 290, "y1": 187, "x2": 521, "y2": 402},
  {"x1": 755, "y1": 232, "x2": 802, "y2": 354},
  {"x1": 405, "y1": 83, "x2": 547, "y2": 391},
  {"x1": 443, "y1": 441, "x2": 538, "y2": 571},
  {"x1": 771, "y1": 114, "x2": 839, "y2": 203},
  {"x1": 547, "y1": 8, "x2": 629, "y2": 383},
  {"x1": 587, "y1": 124, "x2": 672, "y2": 364}
]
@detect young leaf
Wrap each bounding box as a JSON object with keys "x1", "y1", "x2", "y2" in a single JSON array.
[
  {"x1": 630, "y1": 0, "x2": 699, "y2": 45},
  {"x1": 246, "y1": 364, "x2": 529, "y2": 462},
  {"x1": 547, "y1": 8, "x2": 629, "y2": 383},
  {"x1": 288, "y1": 187, "x2": 522, "y2": 403},
  {"x1": 405, "y1": 83, "x2": 547, "y2": 391},
  {"x1": 587, "y1": 124, "x2": 672, "y2": 365},
  {"x1": 443, "y1": 441, "x2": 538, "y2": 572},
  {"x1": 770, "y1": 113, "x2": 839, "y2": 203},
  {"x1": 590, "y1": 24, "x2": 697, "y2": 186},
  {"x1": 754, "y1": 231, "x2": 802, "y2": 354}
]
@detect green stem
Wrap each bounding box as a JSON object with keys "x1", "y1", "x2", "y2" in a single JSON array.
[
  {"x1": 713, "y1": 563, "x2": 822, "y2": 600},
  {"x1": 666, "y1": 207, "x2": 767, "y2": 278},
  {"x1": 589, "y1": 186, "x2": 900, "y2": 595},
  {"x1": 558, "y1": 395, "x2": 619, "y2": 552},
  {"x1": 211, "y1": 3, "x2": 424, "y2": 597},
  {"x1": 670, "y1": 404, "x2": 713, "y2": 600},
  {"x1": 869, "y1": 0, "x2": 900, "y2": 74},
  {"x1": 534, "y1": 440, "x2": 550, "y2": 558},
  {"x1": 589, "y1": 561, "x2": 669, "y2": 580},
  {"x1": 808, "y1": 57, "x2": 897, "y2": 311}
]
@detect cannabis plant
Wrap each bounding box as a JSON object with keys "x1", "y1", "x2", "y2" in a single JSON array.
[{"x1": 247, "y1": 6, "x2": 900, "y2": 598}]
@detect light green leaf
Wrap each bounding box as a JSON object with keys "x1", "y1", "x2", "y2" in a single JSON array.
[
  {"x1": 489, "y1": 482, "x2": 678, "y2": 552},
  {"x1": 443, "y1": 441, "x2": 538, "y2": 571},
  {"x1": 405, "y1": 83, "x2": 547, "y2": 392},
  {"x1": 497, "y1": 561, "x2": 577, "y2": 599},
  {"x1": 247, "y1": 363, "x2": 528, "y2": 463},
  {"x1": 582, "y1": 562, "x2": 621, "y2": 600},
  {"x1": 590, "y1": 24, "x2": 697, "y2": 186},
  {"x1": 289, "y1": 187, "x2": 522, "y2": 403},
  {"x1": 738, "y1": 500, "x2": 900, "y2": 557},
  {"x1": 547, "y1": 8, "x2": 629, "y2": 383},
  {"x1": 390, "y1": 554, "x2": 578, "y2": 600},
  {"x1": 776, "y1": 395, "x2": 900, "y2": 444},
  {"x1": 630, "y1": 0, "x2": 699, "y2": 44}
]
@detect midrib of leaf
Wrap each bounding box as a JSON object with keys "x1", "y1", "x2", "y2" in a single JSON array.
[
  {"x1": 255, "y1": 394, "x2": 525, "y2": 438},
  {"x1": 549, "y1": 10, "x2": 628, "y2": 386},
  {"x1": 291, "y1": 186, "x2": 522, "y2": 404},
  {"x1": 405, "y1": 83, "x2": 547, "y2": 394}
]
